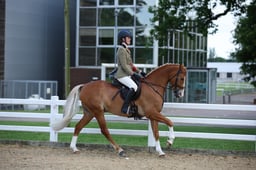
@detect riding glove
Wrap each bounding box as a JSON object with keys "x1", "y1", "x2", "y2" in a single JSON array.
[{"x1": 140, "y1": 71, "x2": 147, "y2": 77}]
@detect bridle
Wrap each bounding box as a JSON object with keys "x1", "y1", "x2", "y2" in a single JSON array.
[
  {"x1": 142, "y1": 64, "x2": 185, "y2": 100},
  {"x1": 170, "y1": 64, "x2": 185, "y2": 94}
]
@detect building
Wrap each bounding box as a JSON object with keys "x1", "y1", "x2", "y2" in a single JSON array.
[
  {"x1": 73, "y1": 0, "x2": 208, "y2": 86},
  {"x1": 207, "y1": 62, "x2": 246, "y2": 82},
  {"x1": 1, "y1": 0, "x2": 216, "y2": 103},
  {"x1": 0, "y1": 0, "x2": 77, "y2": 98},
  {"x1": 74, "y1": 0, "x2": 216, "y2": 103}
]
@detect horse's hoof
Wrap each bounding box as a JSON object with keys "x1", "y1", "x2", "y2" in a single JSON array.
[
  {"x1": 71, "y1": 147, "x2": 80, "y2": 154},
  {"x1": 73, "y1": 150, "x2": 80, "y2": 154},
  {"x1": 166, "y1": 139, "x2": 174, "y2": 148},
  {"x1": 119, "y1": 150, "x2": 127, "y2": 157},
  {"x1": 166, "y1": 142, "x2": 172, "y2": 148},
  {"x1": 159, "y1": 154, "x2": 166, "y2": 158}
]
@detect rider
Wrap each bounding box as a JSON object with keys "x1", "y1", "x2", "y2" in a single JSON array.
[{"x1": 115, "y1": 30, "x2": 146, "y2": 115}]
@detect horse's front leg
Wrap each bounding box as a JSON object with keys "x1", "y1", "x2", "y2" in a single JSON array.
[
  {"x1": 150, "y1": 113, "x2": 175, "y2": 148},
  {"x1": 167, "y1": 126, "x2": 175, "y2": 146},
  {"x1": 150, "y1": 120, "x2": 165, "y2": 156}
]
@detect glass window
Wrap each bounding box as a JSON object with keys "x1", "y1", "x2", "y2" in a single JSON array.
[
  {"x1": 98, "y1": 48, "x2": 115, "y2": 65},
  {"x1": 119, "y1": 0, "x2": 134, "y2": 5},
  {"x1": 135, "y1": 48, "x2": 153, "y2": 64},
  {"x1": 100, "y1": 0, "x2": 114, "y2": 5},
  {"x1": 79, "y1": 28, "x2": 96, "y2": 46},
  {"x1": 98, "y1": 8, "x2": 115, "y2": 26},
  {"x1": 98, "y1": 29, "x2": 114, "y2": 45},
  {"x1": 217, "y1": 72, "x2": 220, "y2": 78},
  {"x1": 136, "y1": 0, "x2": 155, "y2": 6},
  {"x1": 227, "y1": 72, "x2": 232, "y2": 78},
  {"x1": 187, "y1": 71, "x2": 207, "y2": 103},
  {"x1": 79, "y1": 48, "x2": 96, "y2": 66},
  {"x1": 118, "y1": 7, "x2": 134, "y2": 26},
  {"x1": 80, "y1": 8, "x2": 96, "y2": 26},
  {"x1": 135, "y1": 27, "x2": 153, "y2": 46},
  {"x1": 136, "y1": 6, "x2": 153, "y2": 27},
  {"x1": 80, "y1": 0, "x2": 96, "y2": 6}
]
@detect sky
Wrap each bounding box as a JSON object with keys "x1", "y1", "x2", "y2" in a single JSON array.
[{"x1": 207, "y1": 9, "x2": 238, "y2": 59}]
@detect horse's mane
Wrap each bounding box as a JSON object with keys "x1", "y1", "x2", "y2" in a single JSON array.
[{"x1": 147, "y1": 63, "x2": 179, "y2": 76}]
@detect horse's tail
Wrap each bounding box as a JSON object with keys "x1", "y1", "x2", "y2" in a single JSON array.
[{"x1": 51, "y1": 84, "x2": 84, "y2": 131}]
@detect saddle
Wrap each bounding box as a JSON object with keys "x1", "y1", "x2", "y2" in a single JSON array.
[{"x1": 111, "y1": 75, "x2": 142, "y2": 119}]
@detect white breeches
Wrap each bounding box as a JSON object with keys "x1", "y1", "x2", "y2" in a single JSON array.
[{"x1": 118, "y1": 76, "x2": 138, "y2": 91}]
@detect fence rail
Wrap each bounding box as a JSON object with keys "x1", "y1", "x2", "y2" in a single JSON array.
[{"x1": 0, "y1": 96, "x2": 256, "y2": 148}]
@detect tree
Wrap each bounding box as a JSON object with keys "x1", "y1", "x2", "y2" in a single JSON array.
[
  {"x1": 149, "y1": 0, "x2": 255, "y2": 86},
  {"x1": 208, "y1": 57, "x2": 227, "y2": 62},
  {"x1": 232, "y1": 1, "x2": 256, "y2": 87},
  {"x1": 149, "y1": 0, "x2": 247, "y2": 40}
]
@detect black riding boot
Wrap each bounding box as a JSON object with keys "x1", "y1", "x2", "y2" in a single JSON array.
[{"x1": 121, "y1": 88, "x2": 135, "y2": 114}]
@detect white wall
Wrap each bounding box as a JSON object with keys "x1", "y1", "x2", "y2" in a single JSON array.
[
  {"x1": 4, "y1": 0, "x2": 64, "y2": 80},
  {"x1": 207, "y1": 62, "x2": 246, "y2": 82}
]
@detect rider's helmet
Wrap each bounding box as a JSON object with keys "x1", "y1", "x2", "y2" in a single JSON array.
[{"x1": 118, "y1": 30, "x2": 132, "y2": 44}]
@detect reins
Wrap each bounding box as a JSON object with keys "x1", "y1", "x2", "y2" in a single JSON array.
[
  {"x1": 141, "y1": 64, "x2": 183, "y2": 100},
  {"x1": 141, "y1": 79, "x2": 166, "y2": 100}
]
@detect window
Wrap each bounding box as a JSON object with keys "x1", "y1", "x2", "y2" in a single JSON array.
[
  {"x1": 135, "y1": 27, "x2": 153, "y2": 46},
  {"x1": 118, "y1": 7, "x2": 134, "y2": 26},
  {"x1": 119, "y1": 0, "x2": 133, "y2": 5},
  {"x1": 79, "y1": 28, "x2": 96, "y2": 46},
  {"x1": 97, "y1": 48, "x2": 115, "y2": 64},
  {"x1": 99, "y1": 0, "x2": 114, "y2": 5},
  {"x1": 80, "y1": 0, "x2": 96, "y2": 6},
  {"x1": 98, "y1": 29, "x2": 114, "y2": 45},
  {"x1": 79, "y1": 48, "x2": 96, "y2": 65},
  {"x1": 135, "y1": 48, "x2": 153, "y2": 64},
  {"x1": 216, "y1": 72, "x2": 220, "y2": 78},
  {"x1": 80, "y1": 8, "x2": 96, "y2": 26},
  {"x1": 227, "y1": 72, "x2": 232, "y2": 78},
  {"x1": 77, "y1": 1, "x2": 148, "y2": 67},
  {"x1": 98, "y1": 8, "x2": 115, "y2": 26}
]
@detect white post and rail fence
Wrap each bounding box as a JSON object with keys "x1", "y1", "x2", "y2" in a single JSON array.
[{"x1": 0, "y1": 96, "x2": 256, "y2": 150}]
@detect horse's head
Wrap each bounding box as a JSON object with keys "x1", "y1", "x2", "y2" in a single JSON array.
[{"x1": 169, "y1": 64, "x2": 187, "y2": 98}]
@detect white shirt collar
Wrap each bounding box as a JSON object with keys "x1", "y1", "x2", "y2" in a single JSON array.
[{"x1": 121, "y1": 42, "x2": 128, "y2": 48}]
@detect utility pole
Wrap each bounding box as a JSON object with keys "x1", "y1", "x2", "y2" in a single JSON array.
[{"x1": 64, "y1": 0, "x2": 70, "y2": 98}]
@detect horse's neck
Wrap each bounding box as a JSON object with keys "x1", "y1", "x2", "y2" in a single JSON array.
[{"x1": 146, "y1": 66, "x2": 173, "y2": 87}]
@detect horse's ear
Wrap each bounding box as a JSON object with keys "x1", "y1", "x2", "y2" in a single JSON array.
[{"x1": 179, "y1": 63, "x2": 184, "y2": 66}]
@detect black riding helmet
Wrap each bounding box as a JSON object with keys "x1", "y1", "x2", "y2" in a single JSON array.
[{"x1": 118, "y1": 30, "x2": 132, "y2": 44}]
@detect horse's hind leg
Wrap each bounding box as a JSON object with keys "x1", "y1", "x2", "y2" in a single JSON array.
[
  {"x1": 94, "y1": 113, "x2": 125, "y2": 156},
  {"x1": 70, "y1": 111, "x2": 93, "y2": 153}
]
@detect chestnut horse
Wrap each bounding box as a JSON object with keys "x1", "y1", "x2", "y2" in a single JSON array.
[{"x1": 51, "y1": 63, "x2": 186, "y2": 156}]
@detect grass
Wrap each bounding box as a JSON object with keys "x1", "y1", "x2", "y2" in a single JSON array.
[
  {"x1": 217, "y1": 82, "x2": 255, "y2": 96},
  {"x1": 0, "y1": 121, "x2": 255, "y2": 152}
]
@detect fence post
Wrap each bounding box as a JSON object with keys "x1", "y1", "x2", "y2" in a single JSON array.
[
  {"x1": 228, "y1": 93, "x2": 231, "y2": 104},
  {"x1": 50, "y1": 96, "x2": 59, "y2": 142},
  {"x1": 101, "y1": 65, "x2": 106, "y2": 80},
  {"x1": 223, "y1": 95, "x2": 226, "y2": 104},
  {"x1": 147, "y1": 120, "x2": 155, "y2": 152}
]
